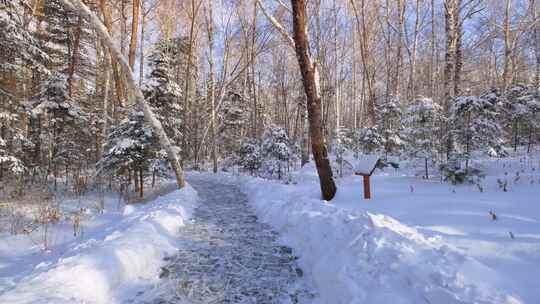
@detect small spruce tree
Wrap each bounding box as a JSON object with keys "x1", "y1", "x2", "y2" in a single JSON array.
[
  {"x1": 98, "y1": 110, "x2": 163, "y2": 197},
  {"x1": 403, "y1": 97, "x2": 442, "y2": 179},
  {"x1": 219, "y1": 90, "x2": 248, "y2": 154},
  {"x1": 352, "y1": 126, "x2": 384, "y2": 155},
  {"x1": 143, "y1": 39, "x2": 184, "y2": 148},
  {"x1": 261, "y1": 126, "x2": 293, "y2": 180},
  {"x1": 234, "y1": 138, "x2": 262, "y2": 175},
  {"x1": 375, "y1": 96, "x2": 404, "y2": 157},
  {"x1": 28, "y1": 73, "x2": 85, "y2": 188},
  {"x1": 451, "y1": 89, "x2": 505, "y2": 169}
]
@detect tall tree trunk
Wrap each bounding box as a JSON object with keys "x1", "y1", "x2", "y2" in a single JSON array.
[
  {"x1": 408, "y1": 0, "x2": 421, "y2": 99},
  {"x1": 532, "y1": 0, "x2": 539, "y2": 91},
  {"x1": 333, "y1": 0, "x2": 340, "y2": 133},
  {"x1": 68, "y1": 16, "x2": 83, "y2": 97},
  {"x1": 205, "y1": 0, "x2": 218, "y2": 173},
  {"x1": 349, "y1": 0, "x2": 375, "y2": 125},
  {"x1": 129, "y1": 0, "x2": 140, "y2": 70},
  {"x1": 443, "y1": 0, "x2": 456, "y2": 112},
  {"x1": 351, "y1": 20, "x2": 358, "y2": 129},
  {"x1": 291, "y1": 0, "x2": 337, "y2": 201},
  {"x1": 429, "y1": 0, "x2": 436, "y2": 97},
  {"x1": 62, "y1": 0, "x2": 186, "y2": 189},
  {"x1": 99, "y1": 43, "x2": 111, "y2": 160},
  {"x1": 139, "y1": 2, "x2": 146, "y2": 87},
  {"x1": 443, "y1": 0, "x2": 458, "y2": 160},
  {"x1": 98, "y1": 0, "x2": 125, "y2": 110},
  {"x1": 301, "y1": 106, "x2": 310, "y2": 166},
  {"x1": 384, "y1": 0, "x2": 392, "y2": 100},
  {"x1": 250, "y1": 0, "x2": 259, "y2": 138},
  {"x1": 453, "y1": 0, "x2": 463, "y2": 97},
  {"x1": 394, "y1": 0, "x2": 405, "y2": 97},
  {"x1": 503, "y1": 0, "x2": 511, "y2": 90},
  {"x1": 182, "y1": 0, "x2": 200, "y2": 162}
]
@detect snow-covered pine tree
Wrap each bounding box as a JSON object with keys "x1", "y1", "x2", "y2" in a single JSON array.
[
  {"x1": 0, "y1": 109, "x2": 27, "y2": 181},
  {"x1": 375, "y1": 95, "x2": 404, "y2": 157},
  {"x1": 0, "y1": 0, "x2": 48, "y2": 76},
  {"x1": 27, "y1": 72, "x2": 86, "y2": 188},
  {"x1": 502, "y1": 84, "x2": 538, "y2": 152},
  {"x1": 234, "y1": 138, "x2": 262, "y2": 175},
  {"x1": 219, "y1": 90, "x2": 248, "y2": 154},
  {"x1": 403, "y1": 97, "x2": 442, "y2": 179},
  {"x1": 38, "y1": 0, "x2": 94, "y2": 97},
  {"x1": 143, "y1": 38, "x2": 184, "y2": 149},
  {"x1": 98, "y1": 110, "x2": 162, "y2": 197},
  {"x1": 333, "y1": 127, "x2": 353, "y2": 177},
  {"x1": 352, "y1": 126, "x2": 384, "y2": 155},
  {"x1": 261, "y1": 126, "x2": 293, "y2": 180},
  {"x1": 451, "y1": 89, "x2": 505, "y2": 169},
  {"x1": 523, "y1": 91, "x2": 540, "y2": 152}
]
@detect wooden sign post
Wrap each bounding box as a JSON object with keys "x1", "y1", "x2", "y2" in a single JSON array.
[
  {"x1": 354, "y1": 155, "x2": 380, "y2": 200},
  {"x1": 362, "y1": 174, "x2": 371, "y2": 199}
]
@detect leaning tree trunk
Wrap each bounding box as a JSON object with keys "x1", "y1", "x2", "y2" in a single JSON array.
[
  {"x1": 291, "y1": 0, "x2": 337, "y2": 200},
  {"x1": 62, "y1": 0, "x2": 186, "y2": 189}
]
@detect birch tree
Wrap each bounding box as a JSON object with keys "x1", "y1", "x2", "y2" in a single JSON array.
[{"x1": 60, "y1": 0, "x2": 186, "y2": 188}]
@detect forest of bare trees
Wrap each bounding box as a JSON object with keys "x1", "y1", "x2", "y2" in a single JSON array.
[{"x1": 1, "y1": 0, "x2": 539, "y2": 200}]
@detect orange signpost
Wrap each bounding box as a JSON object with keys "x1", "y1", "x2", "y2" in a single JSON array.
[
  {"x1": 363, "y1": 174, "x2": 371, "y2": 199},
  {"x1": 354, "y1": 155, "x2": 379, "y2": 200}
]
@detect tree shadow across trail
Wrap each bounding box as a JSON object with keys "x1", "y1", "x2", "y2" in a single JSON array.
[{"x1": 143, "y1": 178, "x2": 314, "y2": 304}]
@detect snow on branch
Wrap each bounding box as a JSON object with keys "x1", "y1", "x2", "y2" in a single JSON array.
[{"x1": 255, "y1": 0, "x2": 295, "y2": 49}]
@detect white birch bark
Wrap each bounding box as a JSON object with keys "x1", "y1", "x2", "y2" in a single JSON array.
[{"x1": 61, "y1": 0, "x2": 186, "y2": 188}]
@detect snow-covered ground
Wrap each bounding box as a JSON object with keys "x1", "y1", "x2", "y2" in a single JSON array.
[
  {"x1": 1, "y1": 152, "x2": 538, "y2": 304},
  {"x1": 0, "y1": 185, "x2": 198, "y2": 304},
  {"x1": 238, "y1": 152, "x2": 540, "y2": 304}
]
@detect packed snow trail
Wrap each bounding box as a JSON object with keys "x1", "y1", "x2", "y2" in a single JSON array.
[{"x1": 146, "y1": 177, "x2": 314, "y2": 304}]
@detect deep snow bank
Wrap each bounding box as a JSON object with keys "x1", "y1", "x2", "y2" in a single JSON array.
[
  {"x1": 239, "y1": 177, "x2": 519, "y2": 304},
  {"x1": 0, "y1": 185, "x2": 197, "y2": 304}
]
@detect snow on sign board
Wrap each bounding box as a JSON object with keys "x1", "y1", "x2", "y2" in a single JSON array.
[{"x1": 354, "y1": 154, "x2": 380, "y2": 176}]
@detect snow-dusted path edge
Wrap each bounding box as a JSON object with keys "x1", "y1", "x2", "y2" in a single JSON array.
[
  {"x1": 148, "y1": 175, "x2": 313, "y2": 303},
  {"x1": 237, "y1": 175, "x2": 521, "y2": 304},
  {"x1": 0, "y1": 185, "x2": 198, "y2": 304}
]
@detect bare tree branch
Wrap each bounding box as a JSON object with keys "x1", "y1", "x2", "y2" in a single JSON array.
[{"x1": 255, "y1": 0, "x2": 295, "y2": 49}]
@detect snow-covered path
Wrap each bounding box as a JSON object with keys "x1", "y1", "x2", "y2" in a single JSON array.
[{"x1": 148, "y1": 177, "x2": 313, "y2": 304}]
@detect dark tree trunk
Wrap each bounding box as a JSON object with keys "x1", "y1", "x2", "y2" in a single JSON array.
[
  {"x1": 513, "y1": 119, "x2": 519, "y2": 152},
  {"x1": 139, "y1": 168, "x2": 143, "y2": 198},
  {"x1": 291, "y1": 0, "x2": 337, "y2": 200},
  {"x1": 527, "y1": 126, "x2": 533, "y2": 153},
  {"x1": 424, "y1": 157, "x2": 429, "y2": 179}
]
